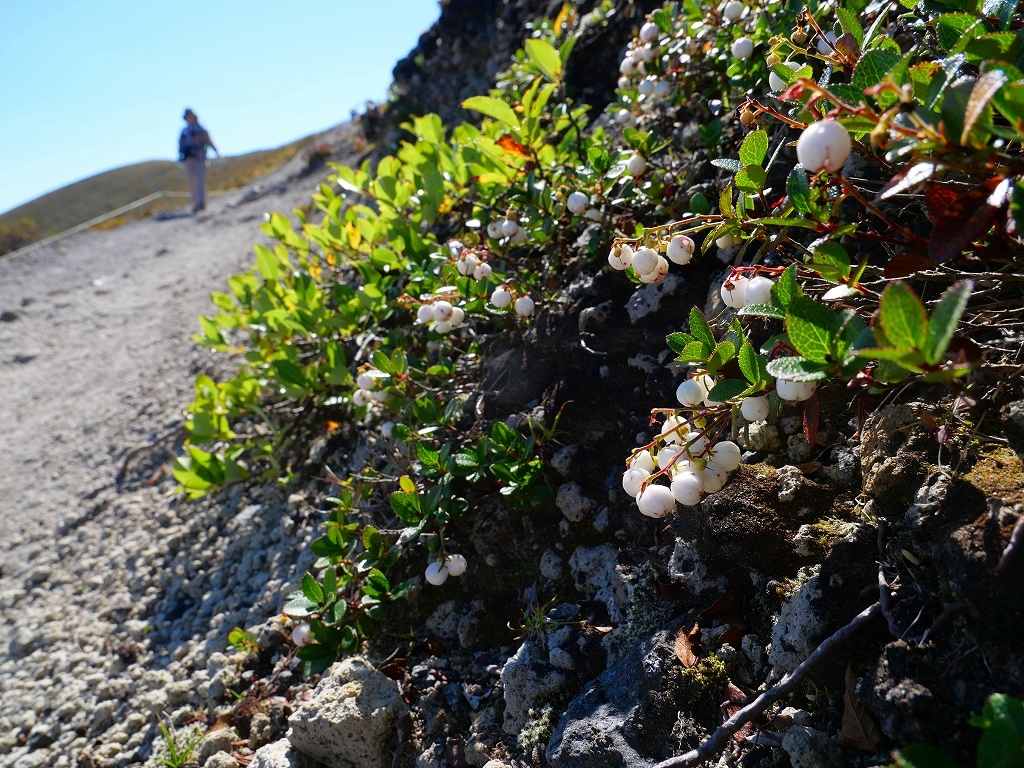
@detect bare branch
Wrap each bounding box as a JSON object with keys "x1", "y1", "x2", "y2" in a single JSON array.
[
  {"x1": 654, "y1": 603, "x2": 882, "y2": 768},
  {"x1": 996, "y1": 511, "x2": 1024, "y2": 575}
]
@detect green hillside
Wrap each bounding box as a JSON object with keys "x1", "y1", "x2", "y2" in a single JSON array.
[{"x1": 0, "y1": 132, "x2": 323, "y2": 249}]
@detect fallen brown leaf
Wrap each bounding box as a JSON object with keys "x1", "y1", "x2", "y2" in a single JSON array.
[
  {"x1": 837, "y1": 666, "x2": 882, "y2": 751},
  {"x1": 675, "y1": 624, "x2": 700, "y2": 668},
  {"x1": 721, "y1": 683, "x2": 756, "y2": 745},
  {"x1": 792, "y1": 461, "x2": 823, "y2": 475}
]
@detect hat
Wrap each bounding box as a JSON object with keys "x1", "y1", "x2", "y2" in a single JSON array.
[{"x1": 183, "y1": 108, "x2": 196, "y2": 119}]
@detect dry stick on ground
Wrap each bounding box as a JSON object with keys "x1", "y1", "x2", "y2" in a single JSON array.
[
  {"x1": 996, "y1": 512, "x2": 1024, "y2": 574},
  {"x1": 877, "y1": 519, "x2": 902, "y2": 639},
  {"x1": 654, "y1": 603, "x2": 883, "y2": 768},
  {"x1": 114, "y1": 425, "x2": 184, "y2": 486}
]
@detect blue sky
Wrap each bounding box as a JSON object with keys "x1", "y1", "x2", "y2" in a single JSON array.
[{"x1": 0, "y1": 1, "x2": 441, "y2": 214}]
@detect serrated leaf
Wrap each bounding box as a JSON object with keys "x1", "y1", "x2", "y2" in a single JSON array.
[
  {"x1": 708, "y1": 379, "x2": 751, "y2": 402},
  {"x1": 739, "y1": 342, "x2": 759, "y2": 384},
  {"x1": 810, "y1": 241, "x2": 851, "y2": 281},
  {"x1": 461, "y1": 95, "x2": 521, "y2": 128},
  {"x1": 981, "y1": 0, "x2": 1018, "y2": 28},
  {"x1": 364, "y1": 568, "x2": 391, "y2": 595},
  {"x1": 974, "y1": 693, "x2": 1024, "y2": 768},
  {"x1": 853, "y1": 49, "x2": 901, "y2": 96},
  {"x1": 878, "y1": 283, "x2": 928, "y2": 351},
  {"x1": 923, "y1": 279, "x2": 973, "y2": 365},
  {"x1": 302, "y1": 573, "x2": 324, "y2": 604},
  {"x1": 787, "y1": 165, "x2": 812, "y2": 215},
  {"x1": 389, "y1": 491, "x2": 422, "y2": 524},
  {"x1": 739, "y1": 303, "x2": 787, "y2": 320},
  {"x1": 677, "y1": 341, "x2": 711, "y2": 363},
  {"x1": 772, "y1": 264, "x2": 801, "y2": 311},
  {"x1": 689, "y1": 307, "x2": 716, "y2": 348},
  {"x1": 787, "y1": 297, "x2": 837, "y2": 363},
  {"x1": 876, "y1": 162, "x2": 937, "y2": 201},
  {"x1": 962, "y1": 70, "x2": 1007, "y2": 145},
  {"x1": 735, "y1": 165, "x2": 766, "y2": 193},
  {"x1": 836, "y1": 6, "x2": 865, "y2": 47},
  {"x1": 283, "y1": 595, "x2": 317, "y2": 618},
  {"x1": 707, "y1": 341, "x2": 736, "y2": 374},
  {"x1": 928, "y1": 176, "x2": 1010, "y2": 263},
  {"x1": 766, "y1": 356, "x2": 831, "y2": 381},
  {"x1": 739, "y1": 130, "x2": 768, "y2": 166},
  {"x1": 667, "y1": 332, "x2": 692, "y2": 354}
]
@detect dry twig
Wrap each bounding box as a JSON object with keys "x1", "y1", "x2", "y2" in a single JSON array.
[
  {"x1": 654, "y1": 603, "x2": 882, "y2": 768},
  {"x1": 995, "y1": 512, "x2": 1024, "y2": 575}
]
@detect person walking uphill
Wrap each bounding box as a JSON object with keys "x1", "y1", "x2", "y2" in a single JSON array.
[{"x1": 178, "y1": 109, "x2": 219, "y2": 213}]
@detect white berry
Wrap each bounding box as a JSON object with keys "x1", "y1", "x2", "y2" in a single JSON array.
[
  {"x1": 449, "y1": 307, "x2": 466, "y2": 326},
  {"x1": 514, "y1": 296, "x2": 535, "y2": 317},
  {"x1": 434, "y1": 320, "x2": 453, "y2": 334},
  {"x1": 445, "y1": 554, "x2": 467, "y2": 577},
  {"x1": 654, "y1": 79, "x2": 672, "y2": 99},
  {"x1": 487, "y1": 220, "x2": 503, "y2": 239},
  {"x1": 567, "y1": 191, "x2": 589, "y2": 215},
  {"x1": 491, "y1": 287, "x2": 512, "y2": 308},
  {"x1": 608, "y1": 244, "x2": 632, "y2": 270},
  {"x1": 631, "y1": 247, "x2": 660, "y2": 275},
  {"x1": 615, "y1": 109, "x2": 636, "y2": 127},
  {"x1": 682, "y1": 430, "x2": 710, "y2": 457},
  {"x1": 816, "y1": 31, "x2": 837, "y2": 55},
  {"x1": 425, "y1": 561, "x2": 449, "y2": 586},
  {"x1": 638, "y1": 78, "x2": 657, "y2": 97},
  {"x1": 620, "y1": 57, "x2": 639, "y2": 76},
  {"x1": 474, "y1": 262, "x2": 492, "y2": 281},
  {"x1": 356, "y1": 372, "x2": 376, "y2": 390},
  {"x1": 637, "y1": 484, "x2": 676, "y2": 518},
  {"x1": 640, "y1": 256, "x2": 670, "y2": 283},
  {"x1": 627, "y1": 153, "x2": 648, "y2": 177},
  {"x1": 417, "y1": 304, "x2": 435, "y2": 323},
  {"x1": 433, "y1": 300, "x2": 454, "y2": 322},
  {"x1": 732, "y1": 36, "x2": 754, "y2": 60},
  {"x1": 292, "y1": 623, "x2": 313, "y2": 647},
  {"x1": 501, "y1": 219, "x2": 520, "y2": 237},
  {"x1": 741, "y1": 395, "x2": 769, "y2": 422},
  {"x1": 666, "y1": 235, "x2": 695, "y2": 265},
  {"x1": 797, "y1": 119, "x2": 852, "y2": 174},
  {"x1": 657, "y1": 444, "x2": 687, "y2": 472},
  {"x1": 353, "y1": 389, "x2": 373, "y2": 407},
  {"x1": 629, "y1": 450, "x2": 657, "y2": 473},
  {"x1": 676, "y1": 377, "x2": 709, "y2": 407},
  {"x1": 671, "y1": 472, "x2": 704, "y2": 506},
  {"x1": 744, "y1": 275, "x2": 774, "y2": 306},
  {"x1": 711, "y1": 441, "x2": 742, "y2": 471},
  {"x1": 776, "y1": 377, "x2": 818, "y2": 402},
  {"x1": 721, "y1": 275, "x2": 749, "y2": 308},
  {"x1": 716, "y1": 233, "x2": 741, "y2": 250},
  {"x1": 622, "y1": 467, "x2": 651, "y2": 497},
  {"x1": 640, "y1": 21, "x2": 659, "y2": 43},
  {"x1": 722, "y1": 0, "x2": 744, "y2": 21},
  {"x1": 700, "y1": 460, "x2": 728, "y2": 493}
]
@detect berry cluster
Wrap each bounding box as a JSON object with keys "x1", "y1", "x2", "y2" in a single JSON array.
[
  {"x1": 490, "y1": 286, "x2": 535, "y2": 317},
  {"x1": 424, "y1": 553, "x2": 468, "y2": 586},
  {"x1": 486, "y1": 215, "x2": 528, "y2": 246},
  {"x1": 606, "y1": 233, "x2": 695, "y2": 282},
  {"x1": 352, "y1": 368, "x2": 390, "y2": 408},
  {"x1": 416, "y1": 298, "x2": 468, "y2": 334}
]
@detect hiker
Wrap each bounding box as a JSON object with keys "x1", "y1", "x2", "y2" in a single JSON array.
[{"x1": 178, "y1": 109, "x2": 219, "y2": 213}]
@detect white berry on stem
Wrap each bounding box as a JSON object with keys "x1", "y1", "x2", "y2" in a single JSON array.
[
  {"x1": 640, "y1": 21, "x2": 659, "y2": 43},
  {"x1": 796, "y1": 119, "x2": 852, "y2": 174},
  {"x1": 514, "y1": 296, "x2": 535, "y2": 317},
  {"x1": 567, "y1": 191, "x2": 589, "y2": 215},
  {"x1": 744, "y1": 275, "x2": 774, "y2": 306},
  {"x1": 710, "y1": 441, "x2": 742, "y2": 471},
  {"x1": 292, "y1": 622, "x2": 313, "y2": 647},
  {"x1": 622, "y1": 467, "x2": 651, "y2": 497},
  {"x1": 631, "y1": 247, "x2": 659, "y2": 275},
  {"x1": 666, "y1": 235, "x2": 695, "y2": 265},
  {"x1": 721, "y1": 275, "x2": 749, "y2": 308},
  {"x1": 741, "y1": 395, "x2": 769, "y2": 422},
  {"x1": 769, "y1": 60, "x2": 802, "y2": 92},
  {"x1": 491, "y1": 287, "x2": 512, "y2": 308},
  {"x1": 637, "y1": 484, "x2": 676, "y2": 518},
  {"x1": 676, "y1": 377, "x2": 708, "y2": 407},
  {"x1": 445, "y1": 554, "x2": 467, "y2": 577},
  {"x1": 671, "y1": 472, "x2": 704, "y2": 506},
  {"x1": 732, "y1": 36, "x2": 754, "y2": 60},
  {"x1": 776, "y1": 377, "x2": 818, "y2": 402},
  {"x1": 425, "y1": 561, "x2": 449, "y2": 586},
  {"x1": 627, "y1": 153, "x2": 648, "y2": 177}
]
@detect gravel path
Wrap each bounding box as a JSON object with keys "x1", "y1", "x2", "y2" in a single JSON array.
[{"x1": 0, "y1": 128, "x2": 356, "y2": 767}]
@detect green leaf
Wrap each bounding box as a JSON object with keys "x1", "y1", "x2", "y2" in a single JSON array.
[
  {"x1": 389, "y1": 491, "x2": 422, "y2": 524},
  {"x1": 707, "y1": 341, "x2": 736, "y2": 374},
  {"x1": 890, "y1": 745, "x2": 961, "y2": 768},
  {"x1": 853, "y1": 49, "x2": 901, "y2": 96},
  {"x1": 364, "y1": 568, "x2": 391, "y2": 596},
  {"x1": 322, "y1": 567, "x2": 337, "y2": 600},
  {"x1": 707, "y1": 379, "x2": 751, "y2": 402},
  {"x1": 786, "y1": 296, "x2": 837, "y2": 363},
  {"x1": 525, "y1": 38, "x2": 563, "y2": 82},
  {"x1": 330, "y1": 600, "x2": 347, "y2": 623},
  {"x1": 878, "y1": 283, "x2": 928, "y2": 351},
  {"x1": 974, "y1": 693, "x2": 1024, "y2": 768},
  {"x1": 283, "y1": 595, "x2": 317, "y2": 618},
  {"x1": 981, "y1": 0, "x2": 1018, "y2": 27},
  {"x1": 689, "y1": 307, "x2": 716, "y2": 348},
  {"x1": 936, "y1": 13, "x2": 987, "y2": 54},
  {"x1": 738, "y1": 342, "x2": 765, "y2": 385},
  {"x1": 961, "y1": 71, "x2": 1007, "y2": 145},
  {"x1": 772, "y1": 265, "x2": 801, "y2": 311},
  {"x1": 302, "y1": 573, "x2": 324, "y2": 604},
  {"x1": 735, "y1": 165, "x2": 767, "y2": 193},
  {"x1": 676, "y1": 341, "x2": 710, "y2": 363},
  {"x1": 738, "y1": 303, "x2": 787, "y2": 320},
  {"x1": 923, "y1": 279, "x2": 973, "y2": 365},
  {"x1": 787, "y1": 165, "x2": 812, "y2": 215},
  {"x1": 739, "y1": 130, "x2": 769, "y2": 166},
  {"x1": 461, "y1": 96, "x2": 521, "y2": 128},
  {"x1": 667, "y1": 332, "x2": 692, "y2": 354},
  {"x1": 836, "y1": 6, "x2": 865, "y2": 48},
  {"x1": 765, "y1": 356, "x2": 831, "y2": 381},
  {"x1": 810, "y1": 241, "x2": 851, "y2": 281}
]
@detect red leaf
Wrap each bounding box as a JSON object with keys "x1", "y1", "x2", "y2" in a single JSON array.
[
  {"x1": 924, "y1": 184, "x2": 962, "y2": 223},
  {"x1": 928, "y1": 177, "x2": 1011, "y2": 264},
  {"x1": 793, "y1": 461, "x2": 823, "y2": 475},
  {"x1": 721, "y1": 683, "x2": 756, "y2": 745},
  {"x1": 699, "y1": 594, "x2": 740, "y2": 621},
  {"x1": 803, "y1": 392, "x2": 820, "y2": 447},
  {"x1": 883, "y1": 252, "x2": 934, "y2": 279},
  {"x1": 719, "y1": 628, "x2": 746, "y2": 648},
  {"x1": 496, "y1": 135, "x2": 531, "y2": 158}
]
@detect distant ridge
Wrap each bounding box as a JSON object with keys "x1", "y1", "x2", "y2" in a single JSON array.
[{"x1": 0, "y1": 131, "x2": 324, "y2": 243}]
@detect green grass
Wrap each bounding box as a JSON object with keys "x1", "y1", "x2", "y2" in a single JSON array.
[{"x1": 0, "y1": 130, "x2": 327, "y2": 244}]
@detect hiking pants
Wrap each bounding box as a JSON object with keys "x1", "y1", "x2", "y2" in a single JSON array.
[{"x1": 184, "y1": 156, "x2": 207, "y2": 209}]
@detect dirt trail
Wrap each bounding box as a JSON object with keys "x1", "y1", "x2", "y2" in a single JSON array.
[{"x1": 0, "y1": 133, "x2": 349, "y2": 576}]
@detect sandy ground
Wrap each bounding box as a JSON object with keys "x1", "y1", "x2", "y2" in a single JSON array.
[{"x1": 0, "y1": 132, "x2": 350, "y2": 577}]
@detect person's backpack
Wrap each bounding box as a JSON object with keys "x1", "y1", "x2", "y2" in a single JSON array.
[{"x1": 178, "y1": 127, "x2": 203, "y2": 161}]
